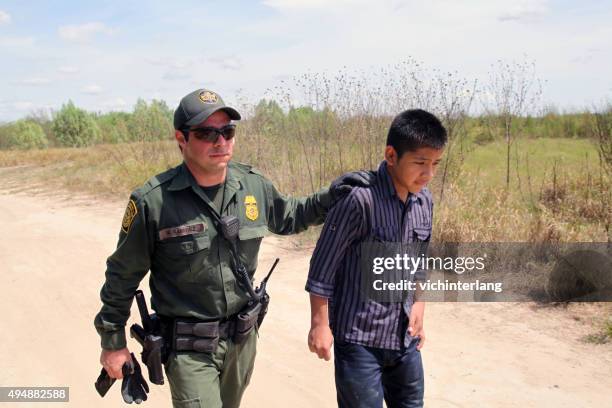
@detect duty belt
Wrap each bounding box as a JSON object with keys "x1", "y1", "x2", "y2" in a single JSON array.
[{"x1": 170, "y1": 311, "x2": 258, "y2": 354}]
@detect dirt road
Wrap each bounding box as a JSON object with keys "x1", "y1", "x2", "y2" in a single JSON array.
[{"x1": 0, "y1": 184, "x2": 610, "y2": 407}]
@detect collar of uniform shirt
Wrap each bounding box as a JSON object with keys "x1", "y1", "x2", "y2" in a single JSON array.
[
  {"x1": 168, "y1": 162, "x2": 242, "y2": 192},
  {"x1": 167, "y1": 162, "x2": 192, "y2": 191},
  {"x1": 376, "y1": 160, "x2": 421, "y2": 205}
]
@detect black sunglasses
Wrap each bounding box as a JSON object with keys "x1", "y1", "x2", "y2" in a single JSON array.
[{"x1": 183, "y1": 124, "x2": 236, "y2": 143}]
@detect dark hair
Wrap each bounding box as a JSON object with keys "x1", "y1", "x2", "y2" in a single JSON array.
[
  {"x1": 181, "y1": 129, "x2": 190, "y2": 142},
  {"x1": 386, "y1": 109, "x2": 447, "y2": 158}
]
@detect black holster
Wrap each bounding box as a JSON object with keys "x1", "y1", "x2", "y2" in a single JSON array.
[
  {"x1": 235, "y1": 302, "x2": 262, "y2": 344},
  {"x1": 129, "y1": 323, "x2": 166, "y2": 385}
]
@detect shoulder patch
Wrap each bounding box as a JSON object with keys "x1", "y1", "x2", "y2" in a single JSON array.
[{"x1": 121, "y1": 199, "x2": 138, "y2": 233}]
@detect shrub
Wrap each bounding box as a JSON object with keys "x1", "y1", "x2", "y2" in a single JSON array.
[
  {"x1": 97, "y1": 112, "x2": 131, "y2": 144},
  {"x1": 128, "y1": 99, "x2": 174, "y2": 142},
  {"x1": 0, "y1": 120, "x2": 48, "y2": 150},
  {"x1": 52, "y1": 101, "x2": 100, "y2": 147}
]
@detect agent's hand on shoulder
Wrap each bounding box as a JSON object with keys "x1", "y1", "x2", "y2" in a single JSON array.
[
  {"x1": 100, "y1": 347, "x2": 132, "y2": 379},
  {"x1": 308, "y1": 324, "x2": 334, "y2": 361},
  {"x1": 329, "y1": 170, "x2": 377, "y2": 202}
]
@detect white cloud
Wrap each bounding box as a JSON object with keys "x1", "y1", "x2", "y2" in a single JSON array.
[
  {"x1": 19, "y1": 78, "x2": 51, "y2": 85},
  {"x1": 0, "y1": 101, "x2": 55, "y2": 119},
  {"x1": 263, "y1": 0, "x2": 367, "y2": 11},
  {"x1": 263, "y1": 0, "x2": 329, "y2": 8},
  {"x1": 58, "y1": 22, "x2": 116, "y2": 43},
  {"x1": 0, "y1": 10, "x2": 10, "y2": 25},
  {"x1": 145, "y1": 58, "x2": 187, "y2": 69},
  {"x1": 261, "y1": 0, "x2": 550, "y2": 26},
  {"x1": 497, "y1": 0, "x2": 549, "y2": 22},
  {"x1": 163, "y1": 69, "x2": 191, "y2": 81},
  {"x1": 0, "y1": 36, "x2": 35, "y2": 47},
  {"x1": 145, "y1": 57, "x2": 168, "y2": 66},
  {"x1": 208, "y1": 55, "x2": 243, "y2": 71},
  {"x1": 13, "y1": 101, "x2": 34, "y2": 111},
  {"x1": 160, "y1": 62, "x2": 191, "y2": 80},
  {"x1": 0, "y1": 0, "x2": 608, "y2": 122},
  {"x1": 81, "y1": 84, "x2": 103, "y2": 94},
  {"x1": 58, "y1": 66, "x2": 79, "y2": 74}
]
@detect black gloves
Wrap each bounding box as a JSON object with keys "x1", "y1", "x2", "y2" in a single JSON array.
[
  {"x1": 329, "y1": 170, "x2": 377, "y2": 202},
  {"x1": 121, "y1": 353, "x2": 149, "y2": 404}
]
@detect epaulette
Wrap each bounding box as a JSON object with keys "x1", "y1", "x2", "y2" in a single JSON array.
[
  {"x1": 230, "y1": 160, "x2": 267, "y2": 178},
  {"x1": 229, "y1": 160, "x2": 252, "y2": 173},
  {"x1": 248, "y1": 167, "x2": 265, "y2": 177},
  {"x1": 134, "y1": 165, "x2": 181, "y2": 197}
]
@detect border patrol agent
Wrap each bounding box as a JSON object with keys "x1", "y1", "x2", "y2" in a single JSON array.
[{"x1": 94, "y1": 88, "x2": 372, "y2": 407}]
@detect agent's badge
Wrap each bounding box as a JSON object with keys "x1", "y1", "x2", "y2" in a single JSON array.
[
  {"x1": 199, "y1": 90, "x2": 218, "y2": 104},
  {"x1": 121, "y1": 199, "x2": 138, "y2": 233},
  {"x1": 244, "y1": 195, "x2": 259, "y2": 221}
]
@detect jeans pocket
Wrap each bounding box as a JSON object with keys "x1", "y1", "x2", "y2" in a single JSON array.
[{"x1": 333, "y1": 338, "x2": 356, "y2": 358}]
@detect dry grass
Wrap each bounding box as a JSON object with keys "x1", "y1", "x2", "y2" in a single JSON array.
[
  {"x1": 1, "y1": 136, "x2": 609, "y2": 242},
  {"x1": 0, "y1": 135, "x2": 610, "y2": 345},
  {"x1": 0, "y1": 140, "x2": 181, "y2": 198}
]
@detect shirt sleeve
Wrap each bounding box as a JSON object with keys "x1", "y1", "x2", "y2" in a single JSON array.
[
  {"x1": 263, "y1": 177, "x2": 334, "y2": 235},
  {"x1": 305, "y1": 192, "x2": 365, "y2": 299},
  {"x1": 93, "y1": 192, "x2": 152, "y2": 350}
]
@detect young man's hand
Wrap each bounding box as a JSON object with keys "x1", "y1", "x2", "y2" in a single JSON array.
[
  {"x1": 308, "y1": 324, "x2": 334, "y2": 361},
  {"x1": 408, "y1": 301, "x2": 426, "y2": 350}
]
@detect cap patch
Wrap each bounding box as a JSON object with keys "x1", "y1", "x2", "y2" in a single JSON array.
[{"x1": 199, "y1": 91, "x2": 218, "y2": 104}]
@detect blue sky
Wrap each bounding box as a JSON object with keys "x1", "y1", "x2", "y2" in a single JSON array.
[{"x1": 0, "y1": 0, "x2": 610, "y2": 122}]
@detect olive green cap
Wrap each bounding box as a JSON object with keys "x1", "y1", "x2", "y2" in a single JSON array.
[{"x1": 174, "y1": 88, "x2": 241, "y2": 130}]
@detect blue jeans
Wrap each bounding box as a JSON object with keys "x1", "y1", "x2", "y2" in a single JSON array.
[{"x1": 334, "y1": 337, "x2": 424, "y2": 408}]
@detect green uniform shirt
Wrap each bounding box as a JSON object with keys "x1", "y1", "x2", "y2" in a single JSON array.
[{"x1": 94, "y1": 161, "x2": 332, "y2": 350}]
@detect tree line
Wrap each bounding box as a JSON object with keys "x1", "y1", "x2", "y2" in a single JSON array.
[
  {"x1": 0, "y1": 97, "x2": 607, "y2": 150},
  {"x1": 0, "y1": 99, "x2": 174, "y2": 150}
]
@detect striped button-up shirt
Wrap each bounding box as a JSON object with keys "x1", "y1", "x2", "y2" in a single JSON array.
[{"x1": 306, "y1": 160, "x2": 433, "y2": 350}]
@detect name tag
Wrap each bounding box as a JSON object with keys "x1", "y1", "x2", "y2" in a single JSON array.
[{"x1": 159, "y1": 223, "x2": 206, "y2": 240}]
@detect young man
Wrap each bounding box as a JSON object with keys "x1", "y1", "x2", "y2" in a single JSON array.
[
  {"x1": 306, "y1": 109, "x2": 447, "y2": 408},
  {"x1": 94, "y1": 88, "x2": 373, "y2": 407}
]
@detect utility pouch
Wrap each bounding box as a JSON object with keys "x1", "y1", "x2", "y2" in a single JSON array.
[
  {"x1": 234, "y1": 302, "x2": 262, "y2": 344},
  {"x1": 174, "y1": 320, "x2": 220, "y2": 353}
]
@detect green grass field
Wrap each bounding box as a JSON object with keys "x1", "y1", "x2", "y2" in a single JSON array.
[{"x1": 463, "y1": 138, "x2": 600, "y2": 189}]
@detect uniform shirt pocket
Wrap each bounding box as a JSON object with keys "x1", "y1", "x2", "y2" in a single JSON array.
[
  {"x1": 237, "y1": 225, "x2": 268, "y2": 273},
  {"x1": 157, "y1": 235, "x2": 210, "y2": 255},
  {"x1": 154, "y1": 235, "x2": 211, "y2": 283}
]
